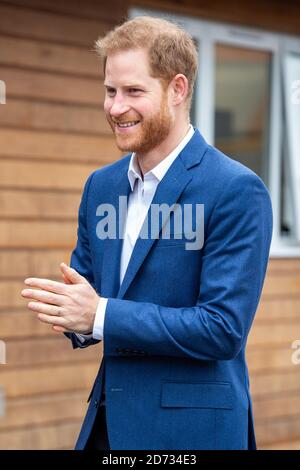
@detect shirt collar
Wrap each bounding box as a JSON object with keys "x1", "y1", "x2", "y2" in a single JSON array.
[{"x1": 127, "y1": 124, "x2": 195, "y2": 191}]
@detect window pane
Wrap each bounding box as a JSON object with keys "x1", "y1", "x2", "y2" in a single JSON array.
[
  {"x1": 283, "y1": 53, "x2": 300, "y2": 241},
  {"x1": 214, "y1": 44, "x2": 272, "y2": 183}
]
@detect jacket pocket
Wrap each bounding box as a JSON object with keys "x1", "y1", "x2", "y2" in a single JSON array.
[{"x1": 161, "y1": 381, "x2": 233, "y2": 409}]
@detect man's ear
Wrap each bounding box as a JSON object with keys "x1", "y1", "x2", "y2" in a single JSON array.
[{"x1": 171, "y1": 74, "x2": 189, "y2": 107}]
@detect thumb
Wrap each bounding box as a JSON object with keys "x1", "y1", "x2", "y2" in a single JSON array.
[
  {"x1": 60, "y1": 263, "x2": 87, "y2": 284},
  {"x1": 61, "y1": 271, "x2": 72, "y2": 285}
]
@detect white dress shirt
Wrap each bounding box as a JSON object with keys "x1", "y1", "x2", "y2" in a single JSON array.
[{"x1": 77, "y1": 124, "x2": 194, "y2": 343}]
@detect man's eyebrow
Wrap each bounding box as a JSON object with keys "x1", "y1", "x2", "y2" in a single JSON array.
[
  {"x1": 104, "y1": 84, "x2": 144, "y2": 88},
  {"x1": 124, "y1": 84, "x2": 144, "y2": 88}
]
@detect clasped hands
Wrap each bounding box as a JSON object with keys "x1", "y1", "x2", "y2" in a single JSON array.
[{"x1": 21, "y1": 262, "x2": 100, "y2": 334}]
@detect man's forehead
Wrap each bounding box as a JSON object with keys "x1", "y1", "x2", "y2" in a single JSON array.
[
  {"x1": 107, "y1": 47, "x2": 148, "y2": 61},
  {"x1": 105, "y1": 48, "x2": 150, "y2": 76}
]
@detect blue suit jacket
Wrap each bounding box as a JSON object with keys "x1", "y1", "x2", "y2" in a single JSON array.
[{"x1": 67, "y1": 129, "x2": 273, "y2": 450}]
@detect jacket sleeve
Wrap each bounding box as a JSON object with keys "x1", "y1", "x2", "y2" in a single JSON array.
[
  {"x1": 103, "y1": 172, "x2": 273, "y2": 361},
  {"x1": 65, "y1": 172, "x2": 100, "y2": 349}
]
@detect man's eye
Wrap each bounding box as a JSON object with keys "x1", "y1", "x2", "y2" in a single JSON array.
[
  {"x1": 106, "y1": 88, "x2": 116, "y2": 96},
  {"x1": 129, "y1": 88, "x2": 142, "y2": 94}
]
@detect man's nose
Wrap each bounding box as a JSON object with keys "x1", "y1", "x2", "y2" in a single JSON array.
[{"x1": 109, "y1": 94, "x2": 130, "y2": 117}]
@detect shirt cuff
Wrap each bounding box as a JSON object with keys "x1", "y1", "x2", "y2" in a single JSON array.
[
  {"x1": 75, "y1": 332, "x2": 93, "y2": 343},
  {"x1": 92, "y1": 297, "x2": 108, "y2": 340},
  {"x1": 74, "y1": 297, "x2": 107, "y2": 343}
]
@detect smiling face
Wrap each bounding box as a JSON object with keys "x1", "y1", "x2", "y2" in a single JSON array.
[{"x1": 104, "y1": 48, "x2": 174, "y2": 155}]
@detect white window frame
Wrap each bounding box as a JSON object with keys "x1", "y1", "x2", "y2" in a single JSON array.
[{"x1": 130, "y1": 7, "x2": 300, "y2": 257}]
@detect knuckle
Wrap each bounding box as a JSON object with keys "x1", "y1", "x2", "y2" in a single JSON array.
[
  {"x1": 54, "y1": 306, "x2": 61, "y2": 315},
  {"x1": 49, "y1": 294, "x2": 56, "y2": 304},
  {"x1": 57, "y1": 306, "x2": 65, "y2": 316}
]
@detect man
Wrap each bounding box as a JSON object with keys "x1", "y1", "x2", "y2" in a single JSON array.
[{"x1": 22, "y1": 16, "x2": 273, "y2": 450}]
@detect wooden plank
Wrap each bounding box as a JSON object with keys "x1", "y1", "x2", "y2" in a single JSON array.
[
  {"x1": 247, "y1": 346, "x2": 294, "y2": 373},
  {"x1": 0, "y1": 249, "x2": 72, "y2": 279},
  {"x1": 253, "y1": 393, "x2": 300, "y2": 422},
  {"x1": 0, "y1": 35, "x2": 101, "y2": 77},
  {"x1": 2, "y1": 0, "x2": 125, "y2": 23},
  {"x1": 268, "y1": 258, "x2": 300, "y2": 273},
  {"x1": 255, "y1": 415, "x2": 300, "y2": 446},
  {"x1": 0, "y1": 98, "x2": 111, "y2": 135},
  {"x1": 0, "y1": 190, "x2": 81, "y2": 219},
  {"x1": 0, "y1": 220, "x2": 77, "y2": 248},
  {"x1": 262, "y1": 439, "x2": 300, "y2": 450},
  {"x1": 248, "y1": 321, "x2": 300, "y2": 348},
  {"x1": 0, "y1": 390, "x2": 88, "y2": 430},
  {"x1": 0, "y1": 160, "x2": 98, "y2": 190},
  {"x1": 5, "y1": 336, "x2": 102, "y2": 368},
  {"x1": 255, "y1": 298, "x2": 300, "y2": 322},
  {"x1": 1, "y1": 67, "x2": 105, "y2": 106},
  {"x1": 0, "y1": 128, "x2": 118, "y2": 163},
  {"x1": 0, "y1": 310, "x2": 61, "y2": 338},
  {"x1": 0, "y1": 362, "x2": 99, "y2": 398},
  {"x1": 250, "y1": 371, "x2": 300, "y2": 398},
  {"x1": 0, "y1": 4, "x2": 111, "y2": 47},
  {"x1": 262, "y1": 274, "x2": 300, "y2": 296},
  {"x1": 0, "y1": 420, "x2": 81, "y2": 449}
]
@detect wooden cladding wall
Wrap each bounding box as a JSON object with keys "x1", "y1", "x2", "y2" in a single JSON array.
[
  {"x1": 0, "y1": 0, "x2": 124, "y2": 450},
  {"x1": 0, "y1": 0, "x2": 300, "y2": 451},
  {"x1": 248, "y1": 260, "x2": 300, "y2": 450},
  {"x1": 134, "y1": 0, "x2": 300, "y2": 35}
]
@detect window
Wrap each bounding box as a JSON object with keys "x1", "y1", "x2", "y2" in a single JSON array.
[
  {"x1": 131, "y1": 8, "x2": 300, "y2": 256},
  {"x1": 214, "y1": 45, "x2": 271, "y2": 183}
]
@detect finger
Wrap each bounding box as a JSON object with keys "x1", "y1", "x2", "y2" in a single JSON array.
[
  {"x1": 60, "y1": 263, "x2": 87, "y2": 285},
  {"x1": 24, "y1": 277, "x2": 67, "y2": 295},
  {"x1": 22, "y1": 288, "x2": 65, "y2": 306},
  {"x1": 37, "y1": 312, "x2": 66, "y2": 326},
  {"x1": 28, "y1": 301, "x2": 62, "y2": 316},
  {"x1": 61, "y1": 272, "x2": 72, "y2": 285}
]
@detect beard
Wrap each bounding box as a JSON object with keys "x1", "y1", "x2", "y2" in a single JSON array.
[{"x1": 106, "y1": 93, "x2": 173, "y2": 155}]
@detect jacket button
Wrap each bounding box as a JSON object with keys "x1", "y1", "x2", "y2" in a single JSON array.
[{"x1": 94, "y1": 399, "x2": 99, "y2": 408}]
